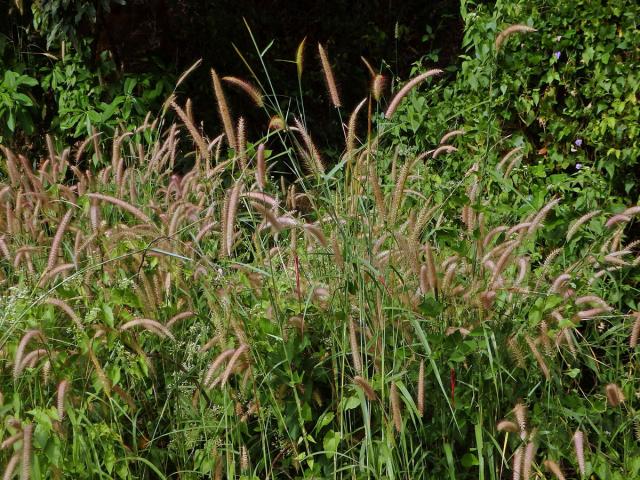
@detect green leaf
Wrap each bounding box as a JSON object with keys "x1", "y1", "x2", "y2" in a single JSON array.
[
  {"x1": 315, "y1": 411, "x2": 335, "y2": 432},
  {"x1": 124, "y1": 77, "x2": 137, "y2": 95},
  {"x1": 419, "y1": 295, "x2": 443, "y2": 317},
  {"x1": 343, "y1": 395, "x2": 360, "y2": 411},
  {"x1": 322, "y1": 430, "x2": 341, "y2": 459},
  {"x1": 565, "y1": 368, "x2": 581, "y2": 378},
  {"x1": 461, "y1": 452, "x2": 479, "y2": 468},
  {"x1": 33, "y1": 423, "x2": 51, "y2": 449},
  {"x1": 7, "y1": 111, "x2": 15, "y2": 131},
  {"x1": 443, "y1": 443, "x2": 456, "y2": 480},
  {"x1": 18, "y1": 75, "x2": 38, "y2": 87},
  {"x1": 4, "y1": 70, "x2": 17, "y2": 89},
  {"x1": 582, "y1": 46, "x2": 595, "y2": 64},
  {"x1": 13, "y1": 93, "x2": 33, "y2": 106},
  {"x1": 102, "y1": 304, "x2": 114, "y2": 328}
]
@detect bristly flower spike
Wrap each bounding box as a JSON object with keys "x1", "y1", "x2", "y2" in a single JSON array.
[{"x1": 318, "y1": 43, "x2": 341, "y2": 108}]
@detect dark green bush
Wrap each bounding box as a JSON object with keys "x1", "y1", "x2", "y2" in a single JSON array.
[{"x1": 389, "y1": 0, "x2": 639, "y2": 204}]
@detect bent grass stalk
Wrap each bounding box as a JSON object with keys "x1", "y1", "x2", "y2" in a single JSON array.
[
  {"x1": 217, "y1": 344, "x2": 249, "y2": 387},
  {"x1": 345, "y1": 98, "x2": 367, "y2": 162},
  {"x1": 87, "y1": 193, "x2": 152, "y2": 225},
  {"x1": 56, "y1": 380, "x2": 69, "y2": 421},
  {"x1": 353, "y1": 376, "x2": 376, "y2": 401},
  {"x1": 46, "y1": 209, "x2": 74, "y2": 272},
  {"x1": 495, "y1": 25, "x2": 537, "y2": 51},
  {"x1": 222, "y1": 76, "x2": 263, "y2": 107},
  {"x1": 2, "y1": 454, "x2": 19, "y2": 480},
  {"x1": 296, "y1": 37, "x2": 306, "y2": 80},
  {"x1": 293, "y1": 118, "x2": 325, "y2": 175},
  {"x1": 384, "y1": 69, "x2": 443, "y2": 119},
  {"x1": 543, "y1": 460, "x2": 566, "y2": 480},
  {"x1": 211, "y1": 69, "x2": 237, "y2": 149},
  {"x1": 119, "y1": 319, "x2": 175, "y2": 341},
  {"x1": 170, "y1": 100, "x2": 209, "y2": 162},
  {"x1": 13, "y1": 330, "x2": 43, "y2": 380}
]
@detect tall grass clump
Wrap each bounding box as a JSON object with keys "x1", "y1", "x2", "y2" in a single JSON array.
[{"x1": 0, "y1": 19, "x2": 638, "y2": 480}]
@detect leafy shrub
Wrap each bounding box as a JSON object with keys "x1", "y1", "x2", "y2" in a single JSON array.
[
  {"x1": 389, "y1": 0, "x2": 640, "y2": 205},
  {"x1": 40, "y1": 43, "x2": 171, "y2": 142},
  {"x1": 25, "y1": 0, "x2": 123, "y2": 48},
  {"x1": 0, "y1": 68, "x2": 38, "y2": 143},
  {"x1": 2, "y1": 3, "x2": 173, "y2": 151}
]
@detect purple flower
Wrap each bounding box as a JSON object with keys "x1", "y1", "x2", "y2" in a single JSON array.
[
  {"x1": 574, "y1": 138, "x2": 583, "y2": 147},
  {"x1": 575, "y1": 163, "x2": 583, "y2": 170},
  {"x1": 553, "y1": 51, "x2": 561, "y2": 60}
]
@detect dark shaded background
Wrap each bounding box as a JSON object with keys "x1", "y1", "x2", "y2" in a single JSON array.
[{"x1": 94, "y1": 0, "x2": 463, "y2": 144}]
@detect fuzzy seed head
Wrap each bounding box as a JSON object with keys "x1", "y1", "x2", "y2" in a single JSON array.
[
  {"x1": 495, "y1": 24, "x2": 537, "y2": 51},
  {"x1": 222, "y1": 76, "x2": 263, "y2": 107},
  {"x1": 606, "y1": 383, "x2": 624, "y2": 407},
  {"x1": 573, "y1": 429, "x2": 586, "y2": 477},
  {"x1": 385, "y1": 69, "x2": 443, "y2": 119},
  {"x1": 353, "y1": 376, "x2": 376, "y2": 401},
  {"x1": 543, "y1": 460, "x2": 566, "y2": 480},
  {"x1": 318, "y1": 43, "x2": 341, "y2": 107},
  {"x1": 497, "y1": 420, "x2": 519, "y2": 433},
  {"x1": 390, "y1": 382, "x2": 402, "y2": 432},
  {"x1": 372, "y1": 74, "x2": 387, "y2": 101}
]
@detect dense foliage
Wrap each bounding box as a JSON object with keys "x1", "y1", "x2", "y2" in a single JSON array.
[
  {"x1": 391, "y1": 0, "x2": 639, "y2": 203},
  {"x1": 1, "y1": 0, "x2": 639, "y2": 479}
]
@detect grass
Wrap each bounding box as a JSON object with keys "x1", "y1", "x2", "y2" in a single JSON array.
[{"x1": 0, "y1": 23, "x2": 639, "y2": 480}]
